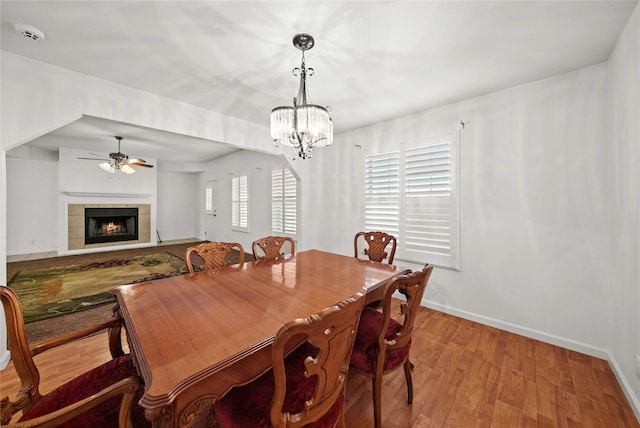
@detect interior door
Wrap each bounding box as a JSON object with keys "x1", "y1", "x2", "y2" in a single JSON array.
[{"x1": 205, "y1": 180, "x2": 217, "y2": 241}]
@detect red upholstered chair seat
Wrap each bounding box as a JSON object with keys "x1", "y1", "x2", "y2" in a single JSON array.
[
  {"x1": 19, "y1": 354, "x2": 150, "y2": 428},
  {"x1": 213, "y1": 342, "x2": 342, "y2": 428},
  {"x1": 349, "y1": 307, "x2": 411, "y2": 373}
]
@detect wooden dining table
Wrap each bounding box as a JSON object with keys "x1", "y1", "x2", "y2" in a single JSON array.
[{"x1": 111, "y1": 249, "x2": 407, "y2": 427}]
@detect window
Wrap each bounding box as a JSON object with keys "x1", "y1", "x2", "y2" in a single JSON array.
[
  {"x1": 231, "y1": 175, "x2": 248, "y2": 231},
  {"x1": 364, "y1": 138, "x2": 459, "y2": 269},
  {"x1": 364, "y1": 152, "x2": 400, "y2": 237},
  {"x1": 272, "y1": 168, "x2": 297, "y2": 235},
  {"x1": 205, "y1": 181, "x2": 214, "y2": 214}
]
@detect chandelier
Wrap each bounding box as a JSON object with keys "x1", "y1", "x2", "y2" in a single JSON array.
[{"x1": 270, "y1": 34, "x2": 333, "y2": 160}]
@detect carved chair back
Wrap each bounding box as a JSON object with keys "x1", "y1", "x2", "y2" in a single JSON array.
[
  {"x1": 212, "y1": 289, "x2": 366, "y2": 428},
  {"x1": 251, "y1": 236, "x2": 295, "y2": 261},
  {"x1": 271, "y1": 290, "x2": 365, "y2": 427},
  {"x1": 185, "y1": 242, "x2": 245, "y2": 273},
  {"x1": 354, "y1": 231, "x2": 397, "y2": 264}
]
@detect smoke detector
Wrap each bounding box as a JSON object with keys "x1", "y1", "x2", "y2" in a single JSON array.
[{"x1": 14, "y1": 23, "x2": 45, "y2": 41}]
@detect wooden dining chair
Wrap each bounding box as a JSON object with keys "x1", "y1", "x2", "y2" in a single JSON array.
[
  {"x1": 251, "y1": 236, "x2": 295, "y2": 261},
  {"x1": 0, "y1": 286, "x2": 150, "y2": 428},
  {"x1": 212, "y1": 289, "x2": 367, "y2": 428},
  {"x1": 354, "y1": 231, "x2": 397, "y2": 265},
  {"x1": 349, "y1": 264, "x2": 434, "y2": 428},
  {"x1": 185, "y1": 241, "x2": 245, "y2": 273}
]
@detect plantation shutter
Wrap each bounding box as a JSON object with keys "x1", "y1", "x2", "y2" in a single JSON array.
[
  {"x1": 272, "y1": 168, "x2": 297, "y2": 235},
  {"x1": 232, "y1": 175, "x2": 248, "y2": 230},
  {"x1": 364, "y1": 152, "x2": 400, "y2": 237},
  {"x1": 404, "y1": 143, "x2": 453, "y2": 263},
  {"x1": 205, "y1": 182, "x2": 214, "y2": 214},
  {"x1": 363, "y1": 138, "x2": 458, "y2": 269},
  {"x1": 272, "y1": 170, "x2": 283, "y2": 233},
  {"x1": 283, "y1": 169, "x2": 297, "y2": 234}
]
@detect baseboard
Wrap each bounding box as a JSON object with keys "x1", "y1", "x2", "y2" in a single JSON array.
[
  {"x1": 59, "y1": 242, "x2": 157, "y2": 256},
  {"x1": 422, "y1": 299, "x2": 609, "y2": 358},
  {"x1": 422, "y1": 298, "x2": 640, "y2": 422},
  {"x1": 7, "y1": 246, "x2": 57, "y2": 257},
  {"x1": 607, "y1": 350, "x2": 640, "y2": 422}
]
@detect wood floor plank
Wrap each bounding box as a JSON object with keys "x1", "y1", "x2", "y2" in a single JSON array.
[{"x1": 1, "y1": 300, "x2": 638, "y2": 427}]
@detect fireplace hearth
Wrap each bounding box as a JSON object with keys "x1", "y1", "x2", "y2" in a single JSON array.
[{"x1": 85, "y1": 207, "x2": 138, "y2": 244}]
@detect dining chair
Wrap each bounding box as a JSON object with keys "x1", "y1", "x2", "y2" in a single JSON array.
[
  {"x1": 212, "y1": 289, "x2": 367, "y2": 428},
  {"x1": 185, "y1": 241, "x2": 245, "y2": 273},
  {"x1": 0, "y1": 286, "x2": 150, "y2": 428},
  {"x1": 353, "y1": 231, "x2": 397, "y2": 265},
  {"x1": 349, "y1": 264, "x2": 434, "y2": 428},
  {"x1": 251, "y1": 236, "x2": 295, "y2": 261}
]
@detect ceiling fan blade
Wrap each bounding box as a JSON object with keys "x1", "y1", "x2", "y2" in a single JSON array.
[
  {"x1": 78, "y1": 157, "x2": 110, "y2": 161},
  {"x1": 130, "y1": 162, "x2": 154, "y2": 168},
  {"x1": 127, "y1": 158, "x2": 146, "y2": 164}
]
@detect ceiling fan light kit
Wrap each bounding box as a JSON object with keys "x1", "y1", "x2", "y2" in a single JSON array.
[
  {"x1": 99, "y1": 161, "x2": 116, "y2": 174},
  {"x1": 78, "y1": 136, "x2": 154, "y2": 174}
]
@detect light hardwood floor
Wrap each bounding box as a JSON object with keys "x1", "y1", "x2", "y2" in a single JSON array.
[{"x1": 2, "y1": 301, "x2": 639, "y2": 427}]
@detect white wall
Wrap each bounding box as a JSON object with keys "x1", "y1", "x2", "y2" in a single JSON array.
[
  {"x1": 5, "y1": 151, "x2": 200, "y2": 255},
  {"x1": 199, "y1": 151, "x2": 291, "y2": 252},
  {"x1": 298, "y1": 18, "x2": 640, "y2": 413},
  {"x1": 306, "y1": 65, "x2": 612, "y2": 352},
  {"x1": 0, "y1": 49, "x2": 274, "y2": 257},
  {"x1": 0, "y1": 52, "x2": 272, "y2": 154},
  {"x1": 607, "y1": 4, "x2": 640, "y2": 413},
  {"x1": 59, "y1": 148, "x2": 157, "y2": 196},
  {"x1": 6, "y1": 147, "x2": 59, "y2": 255},
  {"x1": 157, "y1": 171, "x2": 199, "y2": 242}
]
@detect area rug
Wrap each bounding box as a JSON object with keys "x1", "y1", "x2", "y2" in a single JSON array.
[{"x1": 8, "y1": 252, "x2": 187, "y2": 323}]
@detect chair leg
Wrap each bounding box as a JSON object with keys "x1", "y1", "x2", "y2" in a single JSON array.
[
  {"x1": 403, "y1": 359, "x2": 413, "y2": 404},
  {"x1": 337, "y1": 408, "x2": 347, "y2": 428},
  {"x1": 372, "y1": 375, "x2": 383, "y2": 428}
]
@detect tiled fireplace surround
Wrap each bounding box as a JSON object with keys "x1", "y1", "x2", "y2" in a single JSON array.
[{"x1": 68, "y1": 203, "x2": 151, "y2": 251}]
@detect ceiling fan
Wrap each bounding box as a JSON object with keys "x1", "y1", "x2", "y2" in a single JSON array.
[{"x1": 78, "y1": 136, "x2": 154, "y2": 175}]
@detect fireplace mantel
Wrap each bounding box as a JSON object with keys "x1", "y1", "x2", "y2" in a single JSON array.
[{"x1": 65, "y1": 192, "x2": 152, "y2": 198}]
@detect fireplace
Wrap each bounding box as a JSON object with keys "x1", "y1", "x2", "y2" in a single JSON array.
[{"x1": 85, "y1": 207, "x2": 138, "y2": 244}]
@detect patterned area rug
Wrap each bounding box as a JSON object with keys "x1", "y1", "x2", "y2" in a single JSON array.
[{"x1": 8, "y1": 252, "x2": 187, "y2": 323}]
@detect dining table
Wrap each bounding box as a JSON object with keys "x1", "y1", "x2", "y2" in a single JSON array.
[{"x1": 111, "y1": 249, "x2": 408, "y2": 427}]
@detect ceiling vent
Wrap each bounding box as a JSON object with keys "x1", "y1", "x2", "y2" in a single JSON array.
[{"x1": 14, "y1": 23, "x2": 45, "y2": 41}]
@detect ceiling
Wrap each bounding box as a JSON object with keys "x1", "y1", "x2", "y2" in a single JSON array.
[{"x1": 2, "y1": 0, "x2": 638, "y2": 165}]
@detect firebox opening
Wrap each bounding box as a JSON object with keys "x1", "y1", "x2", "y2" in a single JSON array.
[{"x1": 85, "y1": 207, "x2": 138, "y2": 244}]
